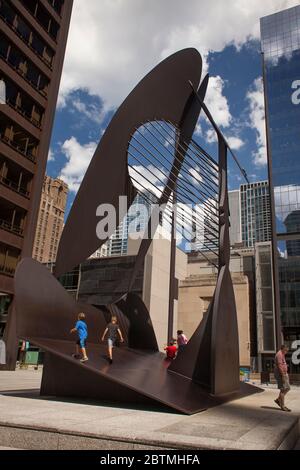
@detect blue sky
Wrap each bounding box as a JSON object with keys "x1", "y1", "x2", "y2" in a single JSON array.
[
  {"x1": 47, "y1": 40, "x2": 266, "y2": 215},
  {"x1": 46, "y1": 0, "x2": 299, "y2": 216}
]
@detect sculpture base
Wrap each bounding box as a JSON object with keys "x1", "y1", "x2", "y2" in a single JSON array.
[{"x1": 32, "y1": 338, "x2": 262, "y2": 415}]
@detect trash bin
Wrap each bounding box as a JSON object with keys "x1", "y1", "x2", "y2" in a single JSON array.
[
  {"x1": 261, "y1": 371, "x2": 270, "y2": 384},
  {"x1": 25, "y1": 351, "x2": 39, "y2": 366}
]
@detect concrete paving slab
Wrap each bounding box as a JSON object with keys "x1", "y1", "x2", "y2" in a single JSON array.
[{"x1": 0, "y1": 370, "x2": 299, "y2": 450}]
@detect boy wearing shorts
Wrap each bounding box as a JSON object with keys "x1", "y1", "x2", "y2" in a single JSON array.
[
  {"x1": 101, "y1": 315, "x2": 124, "y2": 364},
  {"x1": 70, "y1": 312, "x2": 88, "y2": 363}
]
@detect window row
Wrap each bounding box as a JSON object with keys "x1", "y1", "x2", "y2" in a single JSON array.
[
  {"x1": 0, "y1": 114, "x2": 39, "y2": 162},
  {"x1": 0, "y1": 0, "x2": 55, "y2": 67},
  {"x1": 0, "y1": 32, "x2": 50, "y2": 97},
  {"x1": 0, "y1": 154, "x2": 32, "y2": 197},
  {"x1": 21, "y1": 0, "x2": 60, "y2": 40},
  {"x1": 3, "y1": 73, "x2": 44, "y2": 127},
  {"x1": 0, "y1": 242, "x2": 21, "y2": 276}
]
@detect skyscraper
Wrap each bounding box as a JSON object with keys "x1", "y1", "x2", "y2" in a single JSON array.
[
  {"x1": 240, "y1": 181, "x2": 272, "y2": 248},
  {"x1": 0, "y1": 0, "x2": 73, "y2": 367},
  {"x1": 261, "y1": 5, "x2": 300, "y2": 359},
  {"x1": 228, "y1": 189, "x2": 241, "y2": 247},
  {"x1": 33, "y1": 176, "x2": 68, "y2": 264},
  {"x1": 106, "y1": 192, "x2": 158, "y2": 257},
  {"x1": 227, "y1": 182, "x2": 271, "y2": 249}
]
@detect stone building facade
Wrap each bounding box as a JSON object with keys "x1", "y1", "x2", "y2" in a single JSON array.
[{"x1": 33, "y1": 175, "x2": 68, "y2": 263}]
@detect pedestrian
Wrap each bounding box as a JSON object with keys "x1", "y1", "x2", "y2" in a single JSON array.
[
  {"x1": 164, "y1": 339, "x2": 177, "y2": 360},
  {"x1": 274, "y1": 345, "x2": 291, "y2": 412},
  {"x1": 101, "y1": 315, "x2": 124, "y2": 364},
  {"x1": 70, "y1": 312, "x2": 89, "y2": 363},
  {"x1": 177, "y1": 330, "x2": 188, "y2": 352},
  {"x1": 19, "y1": 340, "x2": 29, "y2": 368}
]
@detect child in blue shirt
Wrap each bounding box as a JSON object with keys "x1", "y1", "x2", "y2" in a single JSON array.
[{"x1": 70, "y1": 312, "x2": 88, "y2": 363}]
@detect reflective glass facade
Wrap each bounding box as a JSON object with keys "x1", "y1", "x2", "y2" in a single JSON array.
[
  {"x1": 240, "y1": 182, "x2": 272, "y2": 248},
  {"x1": 261, "y1": 6, "x2": 300, "y2": 366},
  {"x1": 261, "y1": 6, "x2": 300, "y2": 233}
]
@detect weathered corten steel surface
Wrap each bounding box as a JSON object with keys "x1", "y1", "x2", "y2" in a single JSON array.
[
  {"x1": 169, "y1": 140, "x2": 240, "y2": 396},
  {"x1": 14, "y1": 257, "x2": 259, "y2": 414},
  {"x1": 14, "y1": 48, "x2": 259, "y2": 414},
  {"x1": 15, "y1": 258, "x2": 158, "y2": 352},
  {"x1": 54, "y1": 48, "x2": 203, "y2": 278}
]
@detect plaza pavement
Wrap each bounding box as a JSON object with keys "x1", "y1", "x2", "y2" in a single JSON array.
[{"x1": 0, "y1": 369, "x2": 299, "y2": 450}]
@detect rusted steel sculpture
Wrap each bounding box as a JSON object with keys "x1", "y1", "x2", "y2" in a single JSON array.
[{"x1": 14, "y1": 49, "x2": 259, "y2": 414}]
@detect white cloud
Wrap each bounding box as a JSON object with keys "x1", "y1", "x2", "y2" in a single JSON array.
[
  {"x1": 71, "y1": 98, "x2": 106, "y2": 124},
  {"x1": 48, "y1": 148, "x2": 55, "y2": 162},
  {"x1": 59, "y1": 137, "x2": 97, "y2": 192},
  {"x1": 129, "y1": 164, "x2": 166, "y2": 197},
  {"x1": 200, "y1": 76, "x2": 245, "y2": 149},
  {"x1": 247, "y1": 77, "x2": 267, "y2": 166},
  {"x1": 194, "y1": 123, "x2": 202, "y2": 136},
  {"x1": 205, "y1": 128, "x2": 245, "y2": 150},
  {"x1": 206, "y1": 129, "x2": 217, "y2": 144},
  {"x1": 226, "y1": 136, "x2": 245, "y2": 151},
  {"x1": 60, "y1": 0, "x2": 299, "y2": 114},
  {"x1": 55, "y1": 1, "x2": 299, "y2": 194},
  {"x1": 205, "y1": 76, "x2": 232, "y2": 128},
  {"x1": 189, "y1": 167, "x2": 203, "y2": 186}
]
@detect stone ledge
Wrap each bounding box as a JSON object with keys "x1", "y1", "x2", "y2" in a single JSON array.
[{"x1": 0, "y1": 413, "x2": 299, "y2": 451}]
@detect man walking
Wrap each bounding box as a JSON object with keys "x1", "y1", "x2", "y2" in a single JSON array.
[{"x1": 274, "y1": 345, "x2": 291, "y2": 412}]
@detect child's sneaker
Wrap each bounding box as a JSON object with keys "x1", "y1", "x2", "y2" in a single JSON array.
[{"x1": 80, "y1": 357, "x2": 89, "y2": 363}]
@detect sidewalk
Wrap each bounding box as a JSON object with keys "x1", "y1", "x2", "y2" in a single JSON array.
[
  {"x1": 0, "y1": 369, "x2": 42, "y2": 392},
  {"x1": 0, "y1": 370, "x2": 299, "y2": 450}
]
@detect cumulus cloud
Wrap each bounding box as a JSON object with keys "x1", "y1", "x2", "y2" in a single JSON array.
[
  {"x1": 189, "y1": 167, "x2": 203, "y2": 186},
  {"x1": 60, "y1": 0, "x2": 298, "y2": 112},
  {"x1": 205, "y1": 128, "x2": 245, "y2": 150},
  {"x1": 204, "y1": 76, "x2": 232, "y2": 128},
  {"x1": 71, "y1": 98, "x2": 106, "y2": 125},
  {"x1": 200, "y1": 75, "x2": 245, "y2": 149},
  {"x1": 194, "y1": 123, "x2": 202, "y2": 136},
  {"x1": 129, "y1": 164, "x2": 166, "y2": 197},
  {"x1": 206, "y1": 129, "x2": 217, "y2": 144},
  {"x1": 59, "y1": 137, "x2": 97, "y2": 192},
  {"x1": 56, "y1": 0, "x2": 298, "y2": 193},
  {"x1": 48, "y1": 148, "x2": 55, "y2": 162},
  {"x1": 226, "y1": 136, "x2": 245, "y2": 151},
  {"x1": 247, "y1": 77, "x2": 267, "y2": 166}
]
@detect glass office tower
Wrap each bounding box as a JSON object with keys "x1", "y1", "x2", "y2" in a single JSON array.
[
  {"x1": 240, "y1": 181, "x2": 272, "y2": 248},
  {"x1": 261, "y1": 5, "x2": 300, "y2": 370}
]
